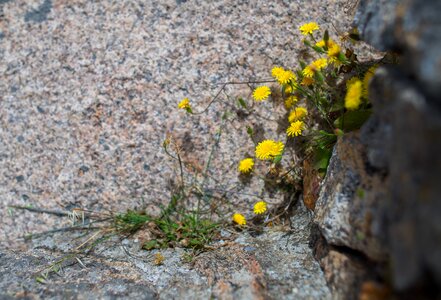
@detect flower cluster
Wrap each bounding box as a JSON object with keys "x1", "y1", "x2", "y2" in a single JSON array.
[
  {"x1": 272, "y1": 66, "x2": 296, "y2": 85},
  {"x1": 176, "y1": 20, "x2": 380, "y2": 233},
  {"x1": 232, "y1": 201, "x2": 268, "y2": 226}
]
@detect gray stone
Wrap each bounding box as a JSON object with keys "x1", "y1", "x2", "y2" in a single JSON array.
[
  {"x1": 355, "y1": 0, "x2": 441, "y2": 101},
  {"x1": 313, "y1": 132, "x2": 388, "y2": 262},
  {"x1": 24, "y1": 0, "x2": 52, "y2": 23},
  {"x1": 0, "y1": 0, "x2": 379, "y2": 249},
  {"x1": 372, "y1": 68, "x2": 441, "y2": 290},
  {"x1": 0, "y1": 203, "x2": 331, "y2": 299}
]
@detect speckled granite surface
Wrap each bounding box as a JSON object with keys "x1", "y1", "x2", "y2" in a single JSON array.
[{"x1": 0, "y1": 0, "x2": 373, "y2": 247}]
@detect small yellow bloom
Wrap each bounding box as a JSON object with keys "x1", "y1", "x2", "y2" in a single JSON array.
[
  {"x1": 284, "y1": 95, "x2": 298, "y2": 109},
  {"x1": 288, "y1": 107, "x2": 308, "y2": 123},
  {"x1": 327, "y1": 43, "x2": 341, "y2": 58},
  {"x1": 299, "y1": 22, "x2": 320, "y2": 35},
  {"x1": 271, "y1": 66, "x2": 285, "y2": 79},
  {"x1": 253, "y1": 86, "x2": 271, "y2": 102},
  {"x1": 277, "y1": 70, "x2": 296, "y2": 85},
  {"x1": 253, "y1": 201, "x2": 267, "y2": 215},
  {"x1": 287, "y1": 120, "x2": 304, "y2": 137},
  {"x1": 232, "y1": 213, "x2": 246, "y2": 226},
  {"x1": 345, "y1": 80, "x2": 363, "y2": 110},
  {"x1": 346, "y1": 77, "x2": 359, "y2": 88},
  {"x1": 363, "y1": 65, "x2": 378, "y2": 98},
  {"x1": 178, "y1": 98, "x2": 191, "y2": 110},
  {"x1": 303, "y1": 59, "x2": 327, "y2": 78},
  {"x1": 301, "y1": 77, "x2": 315, "y2": 86},
  {"x1": 284, "y1": 85, "x2": 294, "y2": 95},
  {"x1": 255, "y1": 140, "x2": 284, "y2": 160},
  {"x1": 302, "y1": 65, "x2": 315, "y2": 78},
  {"x1": 316, "y1": 39, "x2": 336, "y2": 49},
  {"x1": 312, "y1": 58, "x2": 328, "y2": 70},
  {"x1": 238, "y1": 158, "x2": 254, "y2": 174},
  {"x1": 316, "y1": 40, "x2": 326, "y2": 48}
]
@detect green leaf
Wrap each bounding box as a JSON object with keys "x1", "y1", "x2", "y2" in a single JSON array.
[
  {"x1": 273, "y1": 154, "x2": 283, "y2": 164},
  {"x1": 329, "y1": 101, "x2": 345, "y2": 112},
  {"x1": 246, "y1": 126, "x2": 254, "y2": 137},
  {"x1": 315, "y1": 71, "x2": 325, "y2": 83},
  {"x1": 356, "y1": 188, "x2": 365, "y2": 198},
  {"x1": 338, "y1": 52, "x2": 348, "y2": 63},
  {"x1": 334, "y1": 110, "x2": 372, "y2": 131},
  {"x1": 36, "y1": 276, "x2": 47, "y2": 284},
  {"x1": 312, "y1": 46, "x2": 325, "y2": 53},
  {"x1": 238, "y1": 98, "x2": 247, "y2": 109},
  {"x1": 299, "y1": 60, "x2": 307, "y2": 70},
  {"x1": 143, "y1": 240, "x2": 159, "y2": 250},
  {"x1": 324, "y1": 30, "x2": 329, "y2": 43},
  {"x1": 303, "y1": 39, "x2": 312, "y2": 47},
  {"x1": 313, "y1": 148, "x2": 332, "y2": 172}
]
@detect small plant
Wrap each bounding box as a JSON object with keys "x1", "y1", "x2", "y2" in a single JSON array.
[
  {"x1": 177, "y1": 21, "x2": 388, "y2": 226},
  {"x1": 10, "y1": 19, "x2": 390, "y2": 285}
]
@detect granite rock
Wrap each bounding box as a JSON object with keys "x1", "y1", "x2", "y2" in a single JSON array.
[
  {"x1": 0, "y1": 203, "x2": 332, "y2": 299},
  {"x1": 355, "y1": 0, "x2": 441, "y2": 101},
  {"x1": 370, "y1": 67, "x2": 441, "y2": 291},
  {"x1": 313, "y1": 131, "x2": 388, "y2": 262},
  {"x1": 0, "y1": 0, "x2": 372, "y2": 249}
]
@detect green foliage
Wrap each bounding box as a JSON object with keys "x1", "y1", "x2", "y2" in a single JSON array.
[
  {"x1": 114, "y1": 210, "x2": 151, "y2": 233},
  {"x1": 114, "y1": 194, "x2": 219, "y2": 250},
  {"x1": 334, "y1": 110, "x2": 372, "y2": 132},
  {"x1": 238, "y1": 97, "x2": 247, "y2": 109}
]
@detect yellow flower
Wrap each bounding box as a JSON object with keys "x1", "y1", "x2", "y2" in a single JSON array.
[
  {"x1": 232, "y1": 213, "x2": 246, "y2": 226},
  {"x1": 299, "y1": 22, "x2": 320, "y2": 35},
  {"x1": 316, "y1": 40, "x2": 326, "y2": 48},
  {"x1": 303, "y1": 59, "x2": 327, "y2": 78},
  {"x1": 327, "y1": 43, "x2": 341, "y2": 58},
  {"x1": 284, "y1": 95, "x2": 298, "y2": 109},
  {"x1": 271, "y1": 66, "x2": 285, "y2": 79},
  {"x1": 277, "y1": 70, "x2": 296, "y2": 85},
  {"x1": 178, "y1": 98, "x2": 191, "y2": 110},
  {"x1": 255, "y1": 140, "x2": 284, "y2": 160},
  {"x1": 238, "y1": 158, "x2": 254, "y2": 174},
  {"x1": 284, "y1": 85, "x2": 294, "y2": 95},
  {"x1": 363, "y1": 65, "x2": 378, "y2": 98},
  {"x1": 345, "y1": 80, "x2": 363, "y2": 110},
  {"x1": 287, "y1": 120, "x2": 304, "y2": 137},
  {"x1": 346, "y1": 77, "x2": 359, "y2": 88},
  {"x1": 301, "y1": 77, "x2": 315, "y2": 86},
  {"x1": 288, "y1": 107, "x2": 308, "y2": 123},
  {"x1": 312, "y1": 58, "x2": 328, "y2": 70},
  {"x1": 271, "y1": 66, "x2": 296, "y2": 85},
  {"x1": 253, "y1": 86, "x2": 271, "y2": 102},
  {"x1": 302, "y1": 65, "x2": 315, "y2": 78},
  {"x1": 315, "y1": 39, "x2": 336, "y2": 48},
  {"x1": 253, "y1": 201, "x2": 267, "y2": 215}
]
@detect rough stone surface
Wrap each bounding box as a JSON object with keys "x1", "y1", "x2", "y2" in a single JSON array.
[
  {"x1": 0, "y1": 0, "x2": 375, "y2": 249},
  {"x1": 313, "y1": 66, "x2": 441, "y2": 296},
  {"x1": 320, "y1": 250, "x2": 370, "y2": 300},
  {"x1": 0, "y1": 203, "x2": 332, "y2": 299},
  {"x1": 355, "y1": 0, "x2": 441, "y2": 101},
  {"x1": 370, "y1": 67, "x2": 441, "y2": 291},
  {"x1": 313, "y1": 132, "x2": 388, "y2": 262}
]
